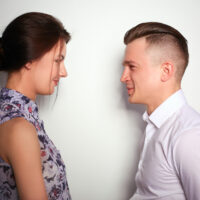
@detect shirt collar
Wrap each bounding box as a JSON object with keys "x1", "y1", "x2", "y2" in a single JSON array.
[
  {"x1": 0, "y1": 87, "x2": 39, "y2": 120},
  {"x1": 143, "y1": 89, "x2": 187, "y2": 128}
]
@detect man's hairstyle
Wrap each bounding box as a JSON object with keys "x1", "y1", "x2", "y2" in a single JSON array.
[{"x1": 124, "y1": 22, "x2": 189, "y2": 80}]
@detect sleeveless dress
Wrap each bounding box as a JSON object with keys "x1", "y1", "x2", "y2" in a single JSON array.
[{"x1": 0, "y1": 88, "x2": 71, "y2": 200}]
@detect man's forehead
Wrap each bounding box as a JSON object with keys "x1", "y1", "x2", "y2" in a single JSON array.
[
  {"x1": 126, "y1": 37, "x2": 147, "y2": 50},
  {"x1": 123, "y1": 38, "x2": 151, "y2": 66},
  {"x1": 125, "y1": 38, "x2": 149, "y2": 57}
]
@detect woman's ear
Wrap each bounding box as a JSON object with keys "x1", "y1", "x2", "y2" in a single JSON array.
[
  {"x1": 24, "y1": 62, "x2": 32, "y2": 70},
  {"x1": 160, "y1": 62, "x2": 174, "y2": 82}
]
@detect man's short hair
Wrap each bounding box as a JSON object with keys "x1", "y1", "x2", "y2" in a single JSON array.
[{"x1": 124, "y1": 22, "x2": 189, "y2": 81}]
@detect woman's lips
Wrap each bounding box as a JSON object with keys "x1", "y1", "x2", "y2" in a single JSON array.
[{"x1": 53, "y1": 80, "x2": 59, "y2": 86}]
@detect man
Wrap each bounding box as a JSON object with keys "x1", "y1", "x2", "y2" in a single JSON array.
[{"x1": 121, "y1": 22, "x2": 200, "y2": 200}]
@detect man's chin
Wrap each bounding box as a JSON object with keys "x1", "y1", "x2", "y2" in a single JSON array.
[
  {"x1": 128, "y1": 95, "x2": 141, "y2": 104},
  {"x1": 128, "y1": 96, "x2": 136, "y2": 104}
]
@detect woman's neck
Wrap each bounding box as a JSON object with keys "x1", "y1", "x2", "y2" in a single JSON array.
[{"x1": 6, "y1": 71, "x2": 36, "y2": 101}]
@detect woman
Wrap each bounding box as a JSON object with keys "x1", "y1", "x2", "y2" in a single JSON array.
[{"x1": 0, "y1": 12, "x2": 71, "y2": 199}]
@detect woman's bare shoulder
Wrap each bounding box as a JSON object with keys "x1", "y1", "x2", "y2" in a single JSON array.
[
  {"x1": 0, "y1": 118, "x2": 48, "y2": 199},
  {"x1": 0, "y1": 117, "x2": 38, "y2": 164}
]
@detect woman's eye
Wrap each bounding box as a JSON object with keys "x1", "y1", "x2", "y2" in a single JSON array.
[
  {"x1": 55, "y1": 58, "x2": 63, "y2": 63},
  {"x1": 55, "y1": 55, "x2": 64, "y2": 63}
]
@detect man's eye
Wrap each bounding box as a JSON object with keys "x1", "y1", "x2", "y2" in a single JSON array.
[{"x1": 130, "y1": 65, "x2": 135, "y2": 70}]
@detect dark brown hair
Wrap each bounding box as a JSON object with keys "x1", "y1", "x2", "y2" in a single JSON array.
[
  {"x1": 124, "y1": 22, "x2": 189, "y2": 79},
  {"x1": 0, "y1": 12, "x2": 71, "y2": 72}
]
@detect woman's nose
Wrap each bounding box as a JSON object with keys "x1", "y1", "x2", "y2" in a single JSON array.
[{"x1": 60, "y1": 63, "x2": 67, "y2": 78}]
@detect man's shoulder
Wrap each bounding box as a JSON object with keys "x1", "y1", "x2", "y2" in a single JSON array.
[
  {"x1": 177, "y1": 104, "x2": 200, "y2": 127},
  {"x1": 158, "y1": 104, "x2": 200, "y2": 141}
]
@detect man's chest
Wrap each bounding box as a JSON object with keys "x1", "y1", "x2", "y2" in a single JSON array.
[{"x1": 135, "y1": 125, "x2": 182, "y2": 194}]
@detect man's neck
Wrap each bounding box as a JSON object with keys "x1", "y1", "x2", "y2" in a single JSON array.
[{"x1": 147, "y1": 86, "x2": 181, "y2": 115}]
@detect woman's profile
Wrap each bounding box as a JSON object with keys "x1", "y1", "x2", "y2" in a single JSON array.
[{"x1": 0, "y1": 12, "x2": 71, "y2": 199}]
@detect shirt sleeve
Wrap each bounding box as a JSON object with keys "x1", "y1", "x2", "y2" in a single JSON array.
[{"x1": 172, "y1": 129, "x2": 200, "y2": 200}]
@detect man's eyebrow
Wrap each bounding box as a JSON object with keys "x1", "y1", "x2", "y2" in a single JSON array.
[{"x1": 122, "y1": 60, "x2": 138, "y2": 66}]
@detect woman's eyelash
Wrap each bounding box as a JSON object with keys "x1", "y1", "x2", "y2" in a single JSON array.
[
  {"x1": 55, "y1": 59, "x2": 60, "y2": 63},
  {"x1": 55, "y1": 56, "x2": 64, "y2": 63}
]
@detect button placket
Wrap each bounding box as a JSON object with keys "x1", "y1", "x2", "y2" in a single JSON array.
[{"x1": 138, "y1": 123, "x2": 155, "y2": 170}]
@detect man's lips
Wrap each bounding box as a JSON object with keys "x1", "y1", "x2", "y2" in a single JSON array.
[{"x1": 127, "y1": 87, "x2": 134, "y2": 95}]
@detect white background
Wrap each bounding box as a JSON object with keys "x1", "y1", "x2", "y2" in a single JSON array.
[{"x1": 0, "y1": 0, "x2": 200, "y2": 199}]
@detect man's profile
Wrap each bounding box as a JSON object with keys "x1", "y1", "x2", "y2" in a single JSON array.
[{"x1": 121, "y1": 22, "x2": 200, "y2": 200}]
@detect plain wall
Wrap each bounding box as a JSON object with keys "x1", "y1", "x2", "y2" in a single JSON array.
[{"x1": 0, "y1": 0, "x2": 200, "y2": 199}]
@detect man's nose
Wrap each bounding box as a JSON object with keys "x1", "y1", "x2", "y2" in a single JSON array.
[{"x1": 120, "y1": 68, "x2": 129, "y2": 83}]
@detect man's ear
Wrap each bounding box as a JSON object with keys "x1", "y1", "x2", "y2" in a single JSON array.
[
  {"x1": 160, "y1": 62, "x2": 174, "y2": 82},
  {"x1": 24, "y1": 62, "x2": 32, "y2": 70}
]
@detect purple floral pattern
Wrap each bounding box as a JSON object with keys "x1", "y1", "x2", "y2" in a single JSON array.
[{"x1": 0, "y1": 88, "x2": 71, "y2": 200}]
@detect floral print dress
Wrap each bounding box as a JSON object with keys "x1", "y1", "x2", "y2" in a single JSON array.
[{"x1": 0, "y1": 88, "x2": 71, "y2": 200}]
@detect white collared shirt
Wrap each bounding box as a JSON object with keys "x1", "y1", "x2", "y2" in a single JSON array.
[{"x1": 130, "y1": 89, "x2": 200, "y2": 200}]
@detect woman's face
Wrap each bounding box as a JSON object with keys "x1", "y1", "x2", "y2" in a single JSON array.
[{"x1": 31, "y1": 40, "x2": 67, "y2": 95}]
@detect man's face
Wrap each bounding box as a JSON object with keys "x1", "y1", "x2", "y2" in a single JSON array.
[{"x1": 121, "y1": 37, "x2": 161, "y2": 105}]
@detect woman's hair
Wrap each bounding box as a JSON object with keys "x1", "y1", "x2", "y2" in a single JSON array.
[{"x1": 0, "y1": 12, "x2": 71, "y2": 72}]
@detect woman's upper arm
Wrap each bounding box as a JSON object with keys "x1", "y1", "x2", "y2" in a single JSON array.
[{"x1": 6, "y1": 118, "x2": 48, "y2": 200}]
